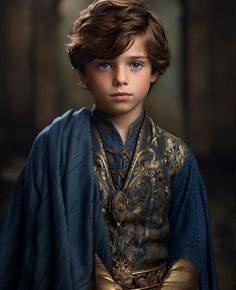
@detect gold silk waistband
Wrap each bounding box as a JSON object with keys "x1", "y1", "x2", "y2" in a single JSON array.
[
  {"x1": 112, "y1": 262, "x2": 167, "y2": 290},
  {"x1": 96, "y1": 256, "x2": 198, "y2": 290}
]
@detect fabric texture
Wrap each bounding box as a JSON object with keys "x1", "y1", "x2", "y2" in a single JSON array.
[
  {"x1": 0, "y1": 108, "x2": 112, "y2": 290},
  {"x1": 91, "y1": 109, "x2": 144, "y2": 190},
  {"x1": 92, "y1": 109, "x2": 218, "y2": 290},
  {"x1": 0, "y1": 108, "x2": 218, "y2": 290},
  {"x1": 168, "y1": 151, "x2": 218, "y2": 290},
  {"x1": 161, "y1": 259, "x2": 198, "y2": 290},
  {"x1": 95, "y1": 255, "x2": 122, "y2": 290}
]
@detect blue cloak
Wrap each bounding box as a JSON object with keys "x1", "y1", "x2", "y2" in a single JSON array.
[
  {"x1": 168, "y1": 151, "x2": 218, "y2": 290},
  {"x1": 0, "y1": 108, "x2": 112, "y2": 290}
]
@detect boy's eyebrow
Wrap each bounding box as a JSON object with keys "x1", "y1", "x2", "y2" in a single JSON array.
[
  {"x1": 127, "y1": 56, "x2": 148, "y2": 60},
  {"x1": 93, "y1": 56, "x2": 149, "y2": 62}
]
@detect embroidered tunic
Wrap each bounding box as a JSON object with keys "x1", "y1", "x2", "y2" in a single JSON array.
[{"x1": 92, "y1": 109, "x2": 188, "y2": 289}]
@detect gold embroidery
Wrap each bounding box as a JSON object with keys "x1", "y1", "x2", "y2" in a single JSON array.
[
  {"x1": 112, "y1": 261, "x2": 167, "y2": 289},
  {"x1": 111, "y1": 169, "x2": 128, "y2": 178},
  {"x1": 148, "y1": 118, "x2": 188, "y2": 177},
  {"x1": 163, "y1": 132, "x2": 187, "y2": 177},
  {"x1": 92, "y1": 115, "x2": 188, "y2": 288},
  {"x1": 93, "y1": 116, "x2": 146, "y2": 222},
  {"x1": 112, "y1": 191, "x2": 128, "y2": 224},
  {"x1": 105, "y1": 148, "x2": 132, "y2": 158}
]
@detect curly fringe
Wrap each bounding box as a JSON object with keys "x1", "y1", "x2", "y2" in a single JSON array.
[{"x1": 67, "y1": 0, "x2": 170, "y2": 75}]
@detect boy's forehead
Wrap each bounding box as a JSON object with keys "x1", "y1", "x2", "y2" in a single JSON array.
[
  {"x1": 99, "y1": 35, "x2": 149, "y2": 60},
  {"x1": 123, "y1": 36, "x2": 148, "y2": 57},
  {"x1": 124, "y1": 36, "x2": 148, "y2": 53}
]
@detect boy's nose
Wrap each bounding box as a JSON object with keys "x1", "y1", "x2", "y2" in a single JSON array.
[{"x1": 113, "y1": 67, "x2": 128, "y2": 87}]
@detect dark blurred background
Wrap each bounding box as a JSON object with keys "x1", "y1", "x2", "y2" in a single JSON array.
[{"x1": 0, "y1": 0, "x2": 235, "y2": 289}]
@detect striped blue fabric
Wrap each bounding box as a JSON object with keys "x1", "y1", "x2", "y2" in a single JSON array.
[{"x1": 0, "y1": 108, "x2": 112, "y2": 290}]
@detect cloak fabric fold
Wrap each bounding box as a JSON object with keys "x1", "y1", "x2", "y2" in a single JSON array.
[
  {"x1": 0, "y1": 108, "x2": 112, "y2": 290},
  {"x1": 168, "y1": 150, "x2": 219, "y2": 290}
]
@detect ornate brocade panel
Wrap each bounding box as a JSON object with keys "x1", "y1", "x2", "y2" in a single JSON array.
[{"x1": 92, "y1": 116, "x2": 187, "y2": 271}]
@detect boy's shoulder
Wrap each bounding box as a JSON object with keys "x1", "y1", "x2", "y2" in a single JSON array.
[
  {"x1": 36, "y1": 107, "x2": 91, "y2": 141},
  {"x1": 147, "y1": 116, "x2": 189, "y2": 176},
  {"x1": 26, "y1": 107, "x2": 93, "y2": 170}
]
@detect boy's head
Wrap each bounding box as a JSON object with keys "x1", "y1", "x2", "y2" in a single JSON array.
[{"x1": 67, "y1": 0, "x2": 170, "y2": 76}]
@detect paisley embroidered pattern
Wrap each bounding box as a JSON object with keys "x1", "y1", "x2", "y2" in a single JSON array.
[{"x1": 92, "y1": 115, "x2": 188, "y2": 288}]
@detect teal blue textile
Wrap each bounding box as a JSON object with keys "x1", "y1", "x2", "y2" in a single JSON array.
[
  {"x1": 168, "y1": 151, "x2": 218, "y2": 290},
  {"x1": 91, "y1": 109, "x2": 144, "y2": 190},
  {"x1": 0, "y1": 108, "x2": 112, "y2": 290}
]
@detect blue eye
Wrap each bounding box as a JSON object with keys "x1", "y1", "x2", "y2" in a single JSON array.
[
  {"x1": 98, "y1": 63, "x2": 111, "y2": 70},
  {"x1": 130, "y1": 62, "x2": 143, "y2": 70}
]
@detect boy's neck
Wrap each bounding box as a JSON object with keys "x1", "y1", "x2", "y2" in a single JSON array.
[{"x1": 108, "y1": 109, "x2": 144, "y2": 144}]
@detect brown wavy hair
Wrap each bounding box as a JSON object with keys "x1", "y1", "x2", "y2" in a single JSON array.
[{"x1": 67, "y1": 0, "x2": 170, "y2": 75}]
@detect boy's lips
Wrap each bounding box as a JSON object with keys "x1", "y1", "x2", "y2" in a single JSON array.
[
  {"x1": 110, "y1": 92, "x2": 132, "y2": 101},
  {"x1": 110, "y1": 92, "x2": 132, "y2": 97}
]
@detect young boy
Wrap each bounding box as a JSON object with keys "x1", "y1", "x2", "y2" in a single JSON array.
[{"x1": 0, "y1": 0, "x2": 218, "y2": 289}]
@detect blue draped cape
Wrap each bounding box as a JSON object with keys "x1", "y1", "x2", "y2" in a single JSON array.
[{"x1": 0, "y1": 108, "x2": 218, "y2": 289}]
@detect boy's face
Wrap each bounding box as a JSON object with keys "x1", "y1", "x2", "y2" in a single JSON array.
[{"x1": 78, "y1": 36, "x2": 157, "y2": 119}]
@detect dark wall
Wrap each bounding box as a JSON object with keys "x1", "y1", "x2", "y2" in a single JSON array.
[
  {"x1": 183, "y1": 1, "x2": 235, "y2": 287},
  {"x1": 0, "y1": 0, "x2": 61, "y2": 168},
  {"x1": 184, "y1": 0, "x2": 235, "y2": 157}
]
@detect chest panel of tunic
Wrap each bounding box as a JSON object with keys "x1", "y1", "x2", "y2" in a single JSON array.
[{"x1": 92, "y1": 116, "x2": 187, "y2": 270}]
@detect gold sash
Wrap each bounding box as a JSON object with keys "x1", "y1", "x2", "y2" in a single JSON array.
[{"x1": 96, "y1": 256, "x2": 199, "y2": 290}]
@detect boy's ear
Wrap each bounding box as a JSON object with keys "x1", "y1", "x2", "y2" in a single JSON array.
[
  {"x1": 150, "y1": 70, "x2": 158, "y2": 83},
  {"x1": 76, "y1": 69, "x2": 87, "y2": 86}
]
